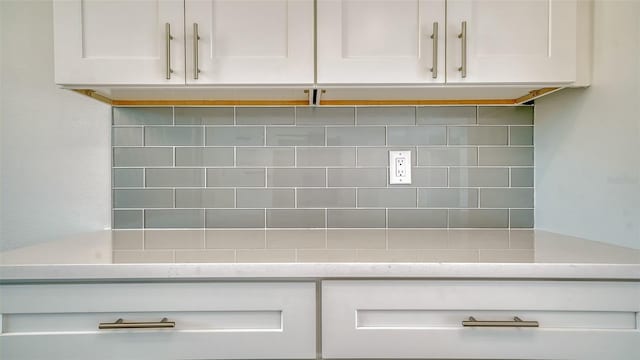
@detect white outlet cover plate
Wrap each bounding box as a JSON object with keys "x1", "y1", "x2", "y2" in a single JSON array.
[{"x1": 389, "y1": 150, "x2": 411, "y2": 185}]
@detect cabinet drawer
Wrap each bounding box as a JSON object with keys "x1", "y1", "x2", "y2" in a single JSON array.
[
  {"x1": 1, "y1": 282, "x2": 316, "y2": 359},
  {"x1": 322, "y1": 280, "x2": 640, "y2": 359}
]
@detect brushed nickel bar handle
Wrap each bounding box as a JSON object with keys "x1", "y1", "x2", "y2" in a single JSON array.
[
  {"x1": 193, "y1": 23, "x2": 201, "y2": 80},
  {"x1": 462, "y1": 316, "x2": 539, "y2": 328},
  {"x1": 99, "y1": 317, "x2": 175, "y2": 330},
  {"x1": 430, "y1": 22, "x2": 438, "y2": 79},
  {"x1": 165, "y1": 23, "x2": 174, "y2": 80},
  {"x1": 457, "y1": 21, "x2": 467, "y2": 78}
]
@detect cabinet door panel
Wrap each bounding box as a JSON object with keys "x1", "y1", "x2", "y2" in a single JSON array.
[
  {"x1": 186, "y1": 0, "x2": 314, "y2": 84},
  {"x1": 323, "y1": 280, "x2": 640, "y2": 359},
  {"x1": 447, "y1": 0, "x2": 577, "y2": 84},
  {"x1": 54, "y1": 0, "x2": 185, "y2": 85},
  {"x1": 0, "y1": 282, "x2": 316, "y2": 360},
  {"x1": 317, "y1": 0, "x2": 446, "y2": 84}
]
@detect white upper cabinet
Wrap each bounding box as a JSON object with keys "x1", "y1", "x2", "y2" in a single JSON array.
[
  {"x1": 317, "y1": 0, "x2": 446, "y2": 84},
  {"x1": 185, "y1": 0, "x2": 314, "y2": 85},
  {"x1": 53, "y1": 0, "x2": 582, "y2": 88},
  {"x1": 53, "y1": 0, "x2": 185, "y2": 85},
  {"x1": 446, "y1": 0, "x2": 577, "y2": 84},
  {"x1": 54, "y1": 0, "x2": 314, "y2": 86},
  {"x1": 317, "y1": 0, "x2": 578, "y2": 85}
]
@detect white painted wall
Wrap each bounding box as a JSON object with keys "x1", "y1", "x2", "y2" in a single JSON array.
[
  {"x1": 0, "y1": 0, "x2": 111, "y2": 251},
  {"x1": 535, "y1": 0, "x2": 640, "y2": 249}
]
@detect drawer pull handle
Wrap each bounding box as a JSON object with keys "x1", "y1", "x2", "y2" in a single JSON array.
[
  {"x1": 462, "y1": 316, "x2": 539, "y2": 328},
  {"x1": 99, "y1": 317, "x2": 175, "y2": 330}
]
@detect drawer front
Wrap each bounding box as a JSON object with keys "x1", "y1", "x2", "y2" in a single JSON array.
[
  {"x1": 322, "y1": 280, "x2": 640, "y2": 359},
  {"x1": 0, "y1": 282, "x2": 316, "y2": 359}
]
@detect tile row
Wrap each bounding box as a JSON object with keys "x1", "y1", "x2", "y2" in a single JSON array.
[
  {"x1": 113, "y1": 208, "x2": 533, "y2": 229},
  {"x1": 112, "y1": 147, "x2": 534, "y2": 167},
  {"x1": 113, "y1": 125, "x2": 533, "y2": 147},
  {"x1": 112, "y1": 188, "x2": 534, "y2": 209},
  {"x1": 114, "y1": 106, "x2": 533, "y2": 126},
  {"x1": 113, "y1": 229, "x2": 534, "y2": 251},
  {"x1": 114, "y1": 167, "x2": 533, "y2": 188}
]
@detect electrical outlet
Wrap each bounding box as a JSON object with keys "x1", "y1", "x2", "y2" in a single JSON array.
[{"x1": 389, "y1": 150, "x2": 411, "y2": 184}]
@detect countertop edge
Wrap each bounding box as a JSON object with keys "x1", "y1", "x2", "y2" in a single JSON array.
[{"x1": 2, "y1": 263, "x2": 640, "y2": 283}]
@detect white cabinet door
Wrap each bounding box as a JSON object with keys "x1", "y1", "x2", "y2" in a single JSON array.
[
  {"x1": 54, "y1": 0, "x2": 185, "y2": 85},
  {"x1": 447, "y1": 0, "x2": 577, "y2": 84},
  {"x1": 323, "y1": 280, "x2": 640, "y2": 359},
  {"x1": 185, "y1": 0, "x2": 314, "y2": 85},
  {"x1": 0, "y1": 282, "x2": 316, "y2": 360},
  {"x1": 317, "y1": 0, "x2": 446, "y2": 84}
]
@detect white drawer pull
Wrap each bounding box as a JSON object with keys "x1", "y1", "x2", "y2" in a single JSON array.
[
  {"x1": 462, "y1": 316, "x2": 539, "y2": 328},
  {"x1": 99, "y1": 317, "x2": 175, "y2": 330}
]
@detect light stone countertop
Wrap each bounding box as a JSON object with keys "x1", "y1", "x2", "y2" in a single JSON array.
[{"x1": 1, "y1": 230, "x2": 639, "y2": 282}]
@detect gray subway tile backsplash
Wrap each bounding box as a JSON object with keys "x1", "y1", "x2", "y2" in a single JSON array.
[
  {"x1": 206, "y1": 209, "x2": 265, "y2": 228},
  {"x1": 113, "y1": 147, "x2": 173, "y2": 167},
  {"x1": 449, "y1": 167, "x2": 509, "y2": 187},
  {"x1": 113, "y1": 105, "x2": 534, "y2": 232},
  {"x1": 175, "y1": 107, "x2": 234, "y2": 125},
  {"x1": 478, "y1": 106, "x2": 533, "y2": 125},
  {"x1": 357, "y1": 188, "x2": 416, "y2": 208},
  {"x1": 207, "y1": 168, "x2": 265, "y2": 187},
  {"x1": 480, "y1": 188, "x2": 534, "y2": 208},
  {"x1": 478, "y1": 147, "x2": 534, "y2": 166},
  {"x1": 175, "y1": 147, "x2": 234, "y2": 167},
  {"x1": 113, "y1": 107, "x2": 172, "y2": 126},
  {"x1": 356, "y1": 107, "x2": 415, "y2": 125},
  {"x1": 236, "y1": 107, "x2": 295, "y2": 125},
  {"x1": 511, "y1": 168, "x2": 535, "y2": 187},
  {"x1": 267, "y1": 209, "x2": 326, "y2": 228},
  {"x1": 297, "y1": 188, "x2": 356, "y2": 208},
  {"x1": 510, "y1": 126, "x2": 534, "y2": 145},
  {"x1": 236, "y1": 147, "x2": 295, "y2": 167},
  {"x1": 448, "y1": 126, "x2": 508, "y2": 145},
  {"x1": 145, "y1": 127, "x2": 204, "y2": 146},
  {"x1": 145, "y1": 209, "x2": 205, "y2": 228},
  {"x1": 387, "y1": 126, "x2": 446, "y2": 145},
  {"x1": 112, "y1": 127, "x2": 143, "y2": 146},
  {"x1": 416, "y1": 106, "x2": 476, "y2": 125},
  {"x1": 449, "y1": 209, "x2": 509, "y2": 228},
  {"x1": 412, "y1": 167, "x2": 448, "y2": 187},
  {"x1": 236, "y1": 188, "x2": 295, "y2": 208},
  {"x1": 357, "y1": 147, "x2": 418, "y2": 167},
  {"x1": 113, "y1": 210, "x2": 143, "y2": 229},
  {"x1": 388, "y1": 209, "x2": 448, "y2": 228},
  {"x1": 206, "y1": 127, "x2": 264, "y2": 146},
  {"x1": 418, "y1": 188, "x2": 479, "y2": 208},
  {"x1": 268, "y1": 168, "x2": 326, "y2": 187},
  {"x1": 417, "y1": 147, "x2": 478, "y2": 166},
  {"x1": 327, "y1": 209, "x2": 386, "y2": 228},
  {"x1": 297, "y1": 147, "x2": 356, "y2": 167},
  {"x1": 267, "y1": 127, "x2": 324, "y2": 146},
  {"x1": 145, "y1": 168, "x2": 204, "y2": 187},
  {"x1": 327, "y1": 126, "x2": 385, "y2": 146},
  {"x1": 297, "y1": 107, "x2": 355, "y2": 125},
  {"x1": 113, "y1": 189, "x2": 173, "y2": 208},
  {"x1": 175, "y1": 189, "x2": 235, "y2": 208},
  {"x1": 328, "y1": 168, "x2": 386, "y2": 187},
  {"x1": 113, "y1": 168, "x2": 144, "y2": 187}
]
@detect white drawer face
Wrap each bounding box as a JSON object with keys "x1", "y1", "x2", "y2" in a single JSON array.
[
  {"x1": 0, "y1": 282, "x2": 316, "y2": 360},
  {"x1": 323, "y1": 280, "x2": 640, "y2": 360}
]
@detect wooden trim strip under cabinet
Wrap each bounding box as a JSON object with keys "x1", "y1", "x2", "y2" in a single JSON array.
[{"x1": 73, "y1": 87, "x2": 560, "y2": 106}]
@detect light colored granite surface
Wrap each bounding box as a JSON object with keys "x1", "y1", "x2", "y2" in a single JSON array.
[{"x1": 1, "y1": 230, "x2": 639, "y2": 282}]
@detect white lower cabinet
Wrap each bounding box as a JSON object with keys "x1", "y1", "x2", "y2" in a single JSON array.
[
  {"x1": 322, "y1": 280, "x2": 640, "y2": 360},
  {"x1": 0, "y1": 282, "x2": 316, "y2": 360}
]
